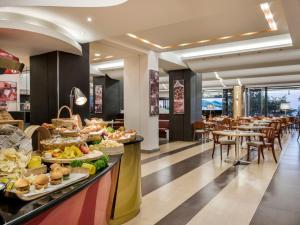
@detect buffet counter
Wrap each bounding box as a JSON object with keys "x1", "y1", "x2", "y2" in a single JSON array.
[{"x1": 0, "y1": 137, "x2": 143, "y2": 225}]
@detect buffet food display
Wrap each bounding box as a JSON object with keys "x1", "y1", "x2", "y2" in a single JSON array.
[{"x1": 0, "y1": 116, "x2": 137, "y2": 202}]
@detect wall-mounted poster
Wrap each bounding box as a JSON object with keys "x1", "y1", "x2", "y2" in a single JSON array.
[
  {"x1": 94, "y1": 84, "x2": 103, "y2": 113},
  {"x1": 173, "y1": 80, "x2": 184, "y2": 114},
  {"x1": 149, "y1": 69, "x2": 159, "y2": 116},
  {"x1": 0, "y1": 81, "x2": 17, "y2": 102}
]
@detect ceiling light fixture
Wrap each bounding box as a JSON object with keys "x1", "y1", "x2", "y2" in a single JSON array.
[
  {"x1": 260, "y1": 2, "x2": 278, "y2": 31},
  {"x1": 127, "y1": 33, "x2": 138, "y2": 39},
  {"x1": 105, "y1": 55, "x2": 114, "y2": 59},
  {"x1": 126, "y1": 33, "x2": 165, "y2": 49},
  {"x1": 178, "y1": 43, "x2": 192, "y2": 47},
  {"x1": 94, "y1": 53, "x2": 101, "y2": 57},
  {"x1": 197, "y1": 40, "x2": 211, "y2": 44},
  {"x1": 219, "y1": 35, "x2": 233, "y2": 40},
  {"x1": 87, "y1": 17, "x2": 92, "y2": 22},
  {"x1": 180, "y1": 34, "x2": 292, "y2": 59},
  {"x1": 97, "y1": 59, "x2": 124, "y2": 70},
  {"x1": 93, "y1": 57, "x2": 101, "y2": 61},
  {"x1": 241, "y1": 32, "x2": 258, "y2": 36}
]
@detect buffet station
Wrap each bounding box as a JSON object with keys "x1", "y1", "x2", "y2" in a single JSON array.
[{"x1": 0, "y1": 108, "x2": 143, "y2": 225}]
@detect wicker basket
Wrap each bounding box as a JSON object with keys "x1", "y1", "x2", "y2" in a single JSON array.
[{"x1": 52, "y1": 106, "x2": 77, "y2": 129}]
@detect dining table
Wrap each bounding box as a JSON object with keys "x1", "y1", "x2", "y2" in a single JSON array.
[{"x1": 213, "y1": 130, "x2": 264, "y2": 165}]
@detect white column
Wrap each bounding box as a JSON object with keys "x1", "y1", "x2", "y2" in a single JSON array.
[{"x1": 124, "y1": 51, "x2": 159, "y2": 151}]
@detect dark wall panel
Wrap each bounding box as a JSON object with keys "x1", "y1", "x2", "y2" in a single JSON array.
[
  {"x1": 169, "y1": 69, "x2": 202, "y2": 141},
  {"x1": 59, "y1": 43, "x2": 90, "y2": 120},
  {"x1": 93, "y1": 75, "x2": 121, "y2": 121},
  {"x1": 30, "y1": 52, "x2": 57, "y2": 124},
  {"x1": 30, "y1": 44, "x2": 90, "y2": 124}
]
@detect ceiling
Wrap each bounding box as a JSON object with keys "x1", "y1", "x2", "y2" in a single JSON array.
[{"x1": 1, "y1": 0, "x2": 300, "y2": 88}]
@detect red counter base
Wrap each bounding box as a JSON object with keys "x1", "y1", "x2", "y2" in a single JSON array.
[{"x1": 25, "y1": 164, "x2": 119, "y2": 225}]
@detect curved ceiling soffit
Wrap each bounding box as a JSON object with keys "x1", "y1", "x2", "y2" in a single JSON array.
[
  {"x1": 0, "y1": 0, "x2": 128, "y2": 7},
  {"x1": 0, "y1": 12, "x2": 82, "y2": 55}
]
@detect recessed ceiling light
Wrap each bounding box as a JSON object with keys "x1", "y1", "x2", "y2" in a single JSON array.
[
  {"x1": 127, "y1": 33, "x2": 137, "y2": 38},
  {"x1": 241, "y1": 32, "x2": 258, "y2": 36},
  {"x1": 94, "y1": 53, "x2": 101, "y2": 57},
  {"x1": 93, "y1": 58, "x2": 101, "y2": 61},
  {"x1": 141, "y1": 39, "x2": 151, "y2": 44},
  {"x1": 178, "y1": 43, "x2": 192, "y2": 47},
  {"x1": 219, "y1": 35, "x2": 233, "y2": 40},
  {"x1": 260, "y1": 2, "x2": 278, "y2": 31},
  {"x1": 87, "y1": 17, "x2": 92, "y2": 22},
  {"x1": 197, "y1": 40, "x2": 211, "y2": 44},
  {"x1": 105, "y1": 55, "x2": 114, "y2": 59}
]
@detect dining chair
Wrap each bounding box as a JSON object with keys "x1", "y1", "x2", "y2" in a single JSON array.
[
  {"x1": 269, "y1": 121, "x2": 282, "y2": 150},
  {"x1": 212, "y1": 125, "x2": 236, "y2": 161},
  {"x1": 193, "y1": 121, "x2": 209, "y2": 142},
  {"x1": 246, "y1": 127, "x2": 277, "y2": 164}
]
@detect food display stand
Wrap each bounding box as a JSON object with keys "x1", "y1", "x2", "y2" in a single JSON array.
[{"x1": 0, "y1": 137, "x2": 143, "y2": 225}]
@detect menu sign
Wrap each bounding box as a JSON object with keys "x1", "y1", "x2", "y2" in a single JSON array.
[
  {"x1": 173, "y1": 80, "x2": 184, "y2": 114},
  {"x1": 149, "y1": 69, "x2": 159, "y2": 116},
  {"x1": 94, "y1": 85, "x2": 103, "y2": 113}
]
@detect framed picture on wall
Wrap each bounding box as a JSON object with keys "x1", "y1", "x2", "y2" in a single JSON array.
[
  {"x1": 149, "y1": 69, "x2": 159, "y2": 116},
  {"x1": 0, "y1": 81, "x2": 17, "y2": 102},
  {"x1": 94, "y1": 84, "x2": 103, "y2": 113},
  {"x1": 173, "y1": 80, "x2": 184, "y2": 114}
]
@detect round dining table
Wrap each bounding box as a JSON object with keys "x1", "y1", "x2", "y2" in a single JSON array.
[{"x1": 213, "y1": 130, "x2": 264, "y2": 165}]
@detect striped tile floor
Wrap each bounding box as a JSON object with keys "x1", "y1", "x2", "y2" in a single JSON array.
[{"x1": 124, "y1": 132, "x2": 299, "y2": 225}]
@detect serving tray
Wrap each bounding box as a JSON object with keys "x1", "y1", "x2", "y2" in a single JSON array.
[
  {"x1": 5, "y1": 169, "x2": 89, "y2": 201},
  {"x1": 41, "y1": 150, "x2": 103, "y2": 164}
]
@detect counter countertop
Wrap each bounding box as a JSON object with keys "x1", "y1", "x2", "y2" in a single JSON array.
[
  {"x1": 0, "y1": 136, "x2": 143, "y2": 225},
  {"x1": 0, "y1": 155, "x2": 121, "y2": 225}
]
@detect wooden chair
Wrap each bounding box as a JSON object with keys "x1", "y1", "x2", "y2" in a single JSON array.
[
  {"x1": 212, "y1": 125, "x2": 236, "y2": 161},
  {"x1": 221, "y1": 118, "x2": 231, "y2": 129},
  {"x1": 246, "y1": 127, "x2": 277, "y2": 164},
  {"x1": 269, "y1": 121, "x2": 282, "y2": 149},
  {"x1": 193, "y1": 121, "x2": 209, "y2": 142}
]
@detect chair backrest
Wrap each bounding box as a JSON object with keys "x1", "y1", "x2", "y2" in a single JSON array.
[
  {"x1": 193, "y1": 121, "x2": 205, "y2": 130},
  {"x1": 222, "y1": 118, "x2": 231, "y2": 125},
  {"x1": 212, "y1": 125, "x2": 226, "y2": 143},
  {"x1": 261, "y1": 127, "x2": 275, "y2": 144}
]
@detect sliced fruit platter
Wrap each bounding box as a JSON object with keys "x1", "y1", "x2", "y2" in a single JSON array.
[{"x1": 41, "y1": 145, "x2": 103, "y2": 164}]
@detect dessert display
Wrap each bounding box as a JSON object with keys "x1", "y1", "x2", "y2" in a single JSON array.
[
  {"x1": 84, "y1": 118, "x2": 108, "y2": 127},
  {"x1": 89, "y1": 140, "x2": 124, "y2": 155}
]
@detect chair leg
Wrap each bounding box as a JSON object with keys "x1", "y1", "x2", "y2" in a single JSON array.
[
  {"x1": 247, "y1": 145, "x2": 250, "y2": 161},
  {"x1": 271, "y1": 145, "x2": 277, "y2": 163},
  {"x1": 261, "y1": 147, "x2": 265, "y2": 159},
  {"x1": 193, "y1": 132, "x2": 196, "y2": 141},
  {"x1": 227, "y1": 145, "x2": 230, "y2": 156},
  {"x1": 212, "y1": 143, "x2": 215, "y2": 158},
  {"x1": 277, "y1": 136, "x2": 282, "y2": 150},
  {"x1": 220, "y1": 144, "x2": 223, "y2": 161},
  {"x1": 258, "y1": 147, "x2": 261, "y2": 164}
]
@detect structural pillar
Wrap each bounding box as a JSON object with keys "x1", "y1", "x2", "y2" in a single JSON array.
[
  {"x1": 30, "y1": 43, "x2": 90, "y2": 125},
  {"x1": 233, "y1": 85, "x2": 244, "y2": 119},
  {"x1": 123, "y1": 51, "x2": 159, "y2": 152},
  {"x1": 169, "y1": 69, "x2": 202, "y2": 141}
]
